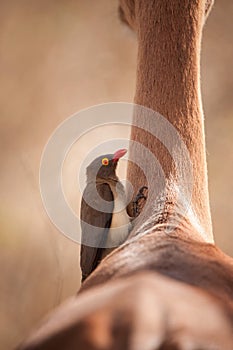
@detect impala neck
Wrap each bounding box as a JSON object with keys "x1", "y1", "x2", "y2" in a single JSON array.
[{"x1": 127, "y1": 0, "x2": 213, "y2": 241}]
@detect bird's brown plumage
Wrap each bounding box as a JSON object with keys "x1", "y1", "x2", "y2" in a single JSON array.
[
  {"x1": 80, "y1": 181, "x2": 114, "y2": 282},
  {"x1": 80, "y1": 150, "x2": 128, "y2": 282}
]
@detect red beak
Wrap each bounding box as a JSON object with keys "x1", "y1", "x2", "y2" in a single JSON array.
[{"x1": 112, "y1": 149, "x2": 127, "y2": 162}]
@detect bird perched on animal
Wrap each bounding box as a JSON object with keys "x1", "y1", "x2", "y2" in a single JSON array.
[{"x1": 80, "y1": 149, "x2": 131, "y2": 282}]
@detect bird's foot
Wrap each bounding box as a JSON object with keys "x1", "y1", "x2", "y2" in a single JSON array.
[{"x1": 127, "y1": 186, "x2": 148, "y2": 218}]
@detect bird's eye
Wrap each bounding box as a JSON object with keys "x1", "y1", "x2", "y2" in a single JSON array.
[{"x1": 102, "y1": 157, "x2": 109, "y2": 166}]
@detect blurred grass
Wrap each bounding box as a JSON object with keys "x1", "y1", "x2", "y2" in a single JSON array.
[{"x1": 0, "y1": 0, "x2": 232, "y2": 349}]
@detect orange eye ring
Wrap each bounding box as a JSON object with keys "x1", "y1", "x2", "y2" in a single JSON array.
[{"x1": 102, "y1": 157, "x2": 109, "y2": 166}]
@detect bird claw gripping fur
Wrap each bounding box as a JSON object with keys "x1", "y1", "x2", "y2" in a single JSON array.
[{"x1": 132, "y1": 186, "x2": 148, "y2": 217}]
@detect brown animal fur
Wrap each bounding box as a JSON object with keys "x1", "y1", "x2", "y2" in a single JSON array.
[{"x1": 17, "y1": 1, "x2": 233, "y2": 349}]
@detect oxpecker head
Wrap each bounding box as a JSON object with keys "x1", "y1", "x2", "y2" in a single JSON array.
[{"x1": 86, "y1": 149, "x2": 127, "y2": 181}]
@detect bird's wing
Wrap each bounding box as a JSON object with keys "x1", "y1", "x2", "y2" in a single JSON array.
[{"x1": 80, "y1": 182, "x2": 114, "y2": 282}]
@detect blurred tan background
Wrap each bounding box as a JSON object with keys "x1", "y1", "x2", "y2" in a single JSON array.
[{"x1": 0, "y1": 0, "x2": 232, "y2": 349}]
